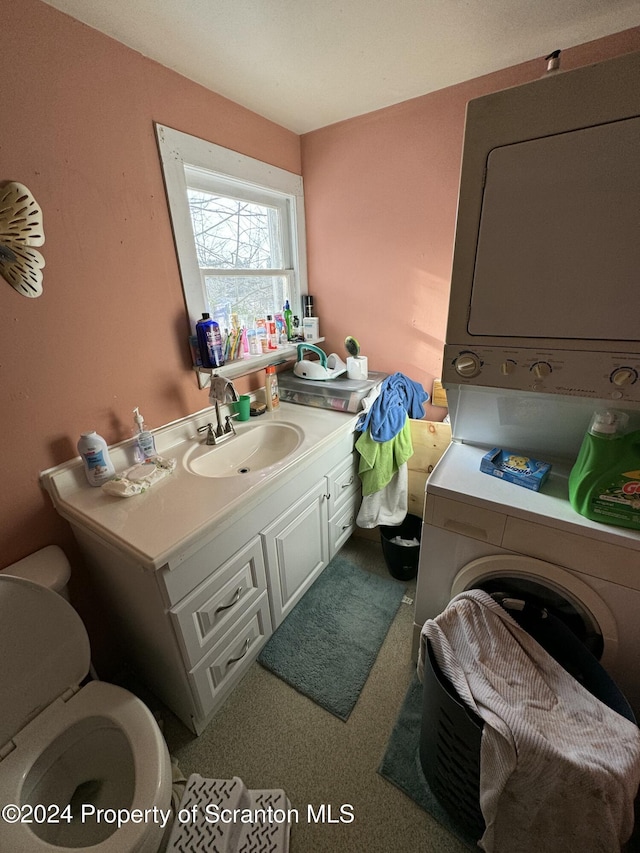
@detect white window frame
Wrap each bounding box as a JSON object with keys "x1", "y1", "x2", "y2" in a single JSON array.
[{"x1": 156, "y1": 123, "x2": 308, "y2": 349}]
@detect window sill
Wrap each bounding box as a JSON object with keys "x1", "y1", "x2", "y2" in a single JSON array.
[{"x1": 193, "y1": 338, "x2": 325, "y2": 387}]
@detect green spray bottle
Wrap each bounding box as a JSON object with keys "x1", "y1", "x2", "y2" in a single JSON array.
[{"x1": 568, "y1": 410, "x2": 640, "y2": 530}]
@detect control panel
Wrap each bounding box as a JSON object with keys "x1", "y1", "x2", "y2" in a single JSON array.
[{"x1": 442, "y1": 345, "x2": 640, "y2": 404}]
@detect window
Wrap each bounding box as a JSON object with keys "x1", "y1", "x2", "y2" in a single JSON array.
[{"x1": 156, "y1": 124, "x2": 307, "y2": 354}]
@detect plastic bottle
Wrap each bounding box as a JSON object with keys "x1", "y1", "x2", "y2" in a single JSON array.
[
  {"x1": 283, "y1": 300, "x2": 293, "y2": 341},
  {"x1": 256, "y1": 319, "x2": 269, "y2": 353},
  {"x1": 196, "y1": 313, "x2": 225, "y2": 368},
  {"x1": 132, "y1": 407, "x2": 157, "y2": 460},
  {"x1": 266, "y1": 315, "x2": 278, "y2": 350},
  {"x1": 77, "y1": 431, "x2": 115, "y2": 487},
  {"x1": 292, "y1": 315, "x2": 302, "y2": 340},
  {"x1": 247, "y1": 328, "x2": 260, "y2": 356},
  {"x1": 265, "y1": 365, "x2": 280, "y2": 411},
  {"x1": 568, "y1": 410, "x2": 640, "y2": 530}
]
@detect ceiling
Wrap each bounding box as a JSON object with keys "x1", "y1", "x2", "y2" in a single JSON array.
[{"x1": 41, "y1": 0, "x2": 640, "y2": 133}]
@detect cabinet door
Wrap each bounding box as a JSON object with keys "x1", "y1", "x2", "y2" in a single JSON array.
[{"x1": 262, "y1": 479, "x2": 328, "y2": 627}]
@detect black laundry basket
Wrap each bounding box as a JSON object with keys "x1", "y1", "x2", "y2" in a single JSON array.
[
  {"x1": 419, "y1": 600, "x2": 637, "y2": 841},
  {"x1": 379, "y1": 514, "x2": 421, "y2": 580}
]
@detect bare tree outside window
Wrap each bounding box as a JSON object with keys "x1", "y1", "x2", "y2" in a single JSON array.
[{"x1": 188, "y1": 190, "x2": 289, "y2": 330}]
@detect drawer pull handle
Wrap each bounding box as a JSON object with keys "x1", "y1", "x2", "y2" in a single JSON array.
[
  {"x1": 341, "y1": 517, "x2": 354, "y2": 530},
  {"x1": 341, "y1": 475, "x2": 354, "y2": 488},
  {"x1": 226, "y1": 637, "x2": 252, "y2": 668},
  {"x1": 215, "y1": 586, "x2": 243, "y2": 615}
]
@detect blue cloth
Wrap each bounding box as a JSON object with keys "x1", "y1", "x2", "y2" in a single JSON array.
[{"x1": 357, "y1": 372, "x2": 429, "y2": 442}]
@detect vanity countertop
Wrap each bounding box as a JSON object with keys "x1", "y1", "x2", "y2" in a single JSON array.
[{"x1": 41, "y1": 403, "x2": 360, "y2": 571}]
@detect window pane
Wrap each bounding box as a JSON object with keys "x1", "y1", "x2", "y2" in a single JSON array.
[
  {"x1": 187, "y1": 190, "x2": 283, "y2": 270},
  {"x1": 204, "y1": 274, "x2": 289, "y2": 329}
]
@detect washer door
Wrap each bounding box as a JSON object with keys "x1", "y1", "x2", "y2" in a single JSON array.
[{"x1": 451, "y1": 555, "x2": 618, "y2": 666}]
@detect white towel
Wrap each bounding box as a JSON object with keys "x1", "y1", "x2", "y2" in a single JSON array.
[
  {"x1": 419, "y1": 590, "x2": 640, "y2": 853},
  {"x1": 355, "y1": 463, "x2": 408, "y2": 528}
]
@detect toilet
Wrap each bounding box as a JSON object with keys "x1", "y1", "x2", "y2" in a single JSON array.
[{"x1": 0, "y1": 547, "x2": 173, "y2": 852}]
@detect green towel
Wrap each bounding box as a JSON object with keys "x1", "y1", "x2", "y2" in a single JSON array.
[{"x1": 356, "y1": 418, "x2": 413, "y2": 495}]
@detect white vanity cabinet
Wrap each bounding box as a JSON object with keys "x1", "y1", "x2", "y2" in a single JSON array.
[
  {"x1": 326, "y1": 453, "x2": 360, "y2": 558},
  {"x1": 51, "y1": 412, "x2": 361, "y2": 735}
]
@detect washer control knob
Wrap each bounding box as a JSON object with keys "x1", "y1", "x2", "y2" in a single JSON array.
[
  {"x1": 532, "y1": 361, "x2": 552, "y2": 379},
  {"x1": 501, "y1": 359, "x2": 517, "y2": 375},
  {"x1": 610, "y1": 367, "x2": 638, "y2": 387},
  {"x1": 454, "y1": 352, "x2": 481, "y2": 378}
]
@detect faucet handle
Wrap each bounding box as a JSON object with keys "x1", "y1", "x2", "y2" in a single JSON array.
[
  {"x1": 224, "y1": 415, "x2": 237, "y2": 435},
  {"x1": 197, "y1": 423, "x2": 216, "y2": 445}
]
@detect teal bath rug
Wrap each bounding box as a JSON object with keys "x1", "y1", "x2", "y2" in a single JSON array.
[
  {"x1": 378, "y1": 675, "x2": 476, "y2": 851},
  {"x1": 258, "y1": 556, "x2": 405, "y2": 721}
]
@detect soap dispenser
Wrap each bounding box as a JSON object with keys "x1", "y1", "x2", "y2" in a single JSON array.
[{"x1": 133, "y1": 407, "x2": 157, "y2": 460}]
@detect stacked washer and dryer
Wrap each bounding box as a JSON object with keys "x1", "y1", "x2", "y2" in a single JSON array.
[{"x1": 414, "y1": 49, "x2": 640, "y2": 719}]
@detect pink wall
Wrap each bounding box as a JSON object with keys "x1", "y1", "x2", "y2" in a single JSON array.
[
  {"x1": 301, "y1": 27, "x2": 640, "y2": 422},
  {"x1": 1, "y1": 1, "x2": 639, "y2": 662},
  {"x1": 1, "y1": 0, "x2": 299, "y2": 576}
]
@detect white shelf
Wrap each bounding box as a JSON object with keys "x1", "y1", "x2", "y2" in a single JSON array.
[{"x1": 193, "y1": 339, "x2": 325, "y2": 386}]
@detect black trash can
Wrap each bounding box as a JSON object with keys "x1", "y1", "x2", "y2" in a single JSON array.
[{"x1": 380, "y1": 513, "x2": 421, "y2": 580}]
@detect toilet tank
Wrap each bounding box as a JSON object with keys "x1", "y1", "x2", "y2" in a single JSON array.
[{"x1": 1, "y1": 545, "x2": 71, "y2": 600}]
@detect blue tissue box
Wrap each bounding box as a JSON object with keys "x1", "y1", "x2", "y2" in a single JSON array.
[{"x1": 480, "y1": 448, "x2": 551, "y2": 491}]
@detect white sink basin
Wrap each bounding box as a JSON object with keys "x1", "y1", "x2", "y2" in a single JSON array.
[{"x1": 184, "y1": 422, "x2": 304, "y2": 478}]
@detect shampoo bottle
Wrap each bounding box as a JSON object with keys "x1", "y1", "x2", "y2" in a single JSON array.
[
  {"x1": 78, "y1": 431, "x2": 115, "y2": 487},
  {"x1": 196, "y1": 313, "x2": 225, "y2": 368},
  {"x1": 133, "y1": 407, "x2": 157, "y2": 460}
]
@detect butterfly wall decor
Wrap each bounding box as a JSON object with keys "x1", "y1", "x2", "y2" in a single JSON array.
[{"x1": 0, "y1": 181, "x2": 45, "y2": 298}]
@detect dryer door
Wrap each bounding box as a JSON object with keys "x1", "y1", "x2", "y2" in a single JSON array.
[{"x1": 451, "y1": 554, "x2": 618, "y2": 667}]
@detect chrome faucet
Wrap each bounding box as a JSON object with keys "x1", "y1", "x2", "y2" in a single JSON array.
[{"x1": 201, "y1": 376, "x2": 240, "y2": 445}]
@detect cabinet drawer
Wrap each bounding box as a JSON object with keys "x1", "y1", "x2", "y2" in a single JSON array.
[
  {"x1": 327, "y1": 454, "x2": 359, "y2": 516},
  {"x1": 189, "y1": 592, "x2": 272, "y2": 719},
  {"x1": 170, "y1": 536, "x2": 267, "y2": 668},
  {"x1": 329, "y1": 494, "x2": 359, "y2": 558}
]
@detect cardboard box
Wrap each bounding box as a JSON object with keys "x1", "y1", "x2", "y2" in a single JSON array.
[{"x1": 480, "y1": 448, "x2": 551, "y2": 491}]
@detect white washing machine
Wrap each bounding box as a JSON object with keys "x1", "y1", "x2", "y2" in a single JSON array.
[
  {"x1": 414, "y1": 394, "x2": 640, "y2": 718},
  {"x1": 415, "y1": 52, "x2": 640, "y2": 720}
]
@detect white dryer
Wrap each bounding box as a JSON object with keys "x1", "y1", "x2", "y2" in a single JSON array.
[{"x1": 414, "y1": 406, "x2": 640, "y2": 719}]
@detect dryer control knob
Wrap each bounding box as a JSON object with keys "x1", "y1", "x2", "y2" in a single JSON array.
[
  {"x1": 454, "y1": 352, "x2": 481, "y2": 378},
  {"x1": 610, "y1": 367, "x2": 638, "y2": 387},
  {"x1": 532, "y1": 361, "x2": 552, "y2": 379}
]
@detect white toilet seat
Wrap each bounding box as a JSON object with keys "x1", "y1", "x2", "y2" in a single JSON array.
[{"x1": 0, "y1": 680, "x2": 172, "y2": 853}]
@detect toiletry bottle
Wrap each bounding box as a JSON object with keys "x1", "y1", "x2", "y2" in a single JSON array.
[
  {"x1": 292, "y1": 315, "x2": 301, "y2": 340},
  {"x1": 196, "y1": 313, "x2": 225, "y2": 368},
  {"x1": 265, "y1": 365, "x2": 280, "y2": 411},
  {"x1": 303, "y1": 294, "x2": 314, "y2": 318},
  {"x1": 256, "y1": 318, "x2": 269, "y2": 353},
  {"x1": 77, "y1": 431, "x2": 115, "y2": 487},
  {"x1": 132, "y1": 407, "x2": 157, "y2": 460},
  {"x1": 247, "y1": 328, "x2": 260, "y2": 355},
  {"x1": 283, "y1": 300, "x2": 293, "y2": 340},
  {"x1": 266, "y1": 315, "x2": 278, "y2": 350}
]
